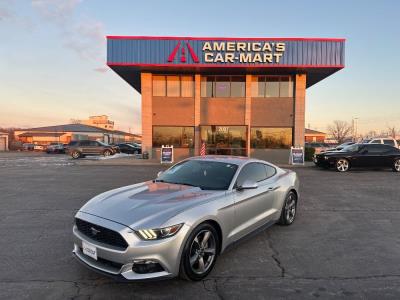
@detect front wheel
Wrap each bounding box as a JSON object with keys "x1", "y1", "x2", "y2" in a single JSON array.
[
  {"x1": 180, "y1": 223, "x2": 219, "y2": 281},
  {"x1": 71, "y1": 151, "x2": 81, "y2": 159},
  {"x1": 103, "y1": 150, "x2": 112, "y2": 157},
  {"x1": 393, "y1": 158, "x2": 400, "y2": 172},
  {"x1": 336, "y1": 158, "x2": 350, "y2": 172},
  {"x1": 278, "y1": 191, "x2": 297, "y2": 225}
]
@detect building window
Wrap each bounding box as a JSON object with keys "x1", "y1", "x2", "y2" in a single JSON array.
[
  {"x1": 200, "y1": 125, "x2": 247, "y2": 156},
  {"x1": 152, "y1": 75, "x2": 194, "y2": 97},
  {"x1": 201, "y1": 76, "x2": 245, "y2": 98},
  {"x1": 250, "y1": 127, "x2": 293, "y2": 149},
  {"x1": 166, "y1": 75, "x2": 180, "y2": 97},
  {"x1": 153, "y1": 126, "x2": 194, "y2": 148},
  {"x1": 153, "y1": 75, "x2": 166, "y2": 96},
  {"x1": 252, "y1": 76, "x2": 293, "y2": 98},
  {"x1": 181, "y1": 75, "x2": 195, "y2": 97}
]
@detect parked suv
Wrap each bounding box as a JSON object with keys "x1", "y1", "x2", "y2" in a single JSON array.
[
  {"x1": 67, "y1": 140, "x2": 115, "y2": 159},
  {"x1": 363, "y1": 138, "x2": 399, "y2": 148}
]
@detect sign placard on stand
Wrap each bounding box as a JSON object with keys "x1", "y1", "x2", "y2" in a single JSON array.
[
  {"x1": 289, "y1": 146, "x2": 304, "y2": 165},
  {"x1": 161, "y1": 145, "x2": 174, "y2": 164}
]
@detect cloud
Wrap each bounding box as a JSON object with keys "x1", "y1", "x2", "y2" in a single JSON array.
[
  {"x1": 93, "y1": 67, "x2": 108, "y2": 73},
  {"x1": 31, "y1": 0, "x2": 106, "y2": 71},
  {"x1": 31, "y1": 0, "x2": 81, "y2": 24},
  {"x1": 63, "y1": 19, "x2": 106, "y2": 62}
]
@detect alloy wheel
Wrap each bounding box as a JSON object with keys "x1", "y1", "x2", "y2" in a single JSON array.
[
  {"x1": 104, "y1": 150, "x2": 111, "y2": 157},
  {"x1": 336, "y1": 159, "x2": 349, "y2": 172},
  {"x1": 189, "y1": 230, "x2": 216, "y2": 275},
  {"x1": 285, "y1": 193, "x2": 296, "y2": 223},
  {"x1": 394, "y1": 159, "x2": 400, "y2": 172}
]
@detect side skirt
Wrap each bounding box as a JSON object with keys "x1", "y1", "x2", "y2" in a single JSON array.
[{"x1": 222, "y1": 219, "x2": 277, "y2": 253}]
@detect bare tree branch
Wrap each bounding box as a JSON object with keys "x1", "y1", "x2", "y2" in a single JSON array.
[{"x1": 327, "y1": 120, "x2": 352, "y2": 144}]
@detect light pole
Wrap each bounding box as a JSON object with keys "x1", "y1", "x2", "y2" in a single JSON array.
[{"x1": 352, "y1": 117, "x2": 359, "y2": 142}]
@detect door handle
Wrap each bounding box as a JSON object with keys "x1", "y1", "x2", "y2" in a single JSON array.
[{"x1": 268, "y1": 186, "x2": 280, "y2": 191}]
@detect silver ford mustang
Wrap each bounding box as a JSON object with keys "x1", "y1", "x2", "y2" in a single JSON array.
[{"x1": 72, "y1": 156, "x2": 299, "y2": 281}]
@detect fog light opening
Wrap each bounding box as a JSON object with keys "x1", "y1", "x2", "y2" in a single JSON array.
[{"x1": 132, "y1": 259, "x2": 164, "y2": 274}]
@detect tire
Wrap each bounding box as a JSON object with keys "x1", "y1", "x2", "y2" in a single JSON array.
[
  {"x1": 71, "y1": 151, "x2": 81, "y2": 159},
  {"x1": 180, "y1": 223, "x2": 219, "y2": 281},
  {"x1": 278, "y1": 191, "x2": 297, "y2": 225},
  {"x1": 336, "y1": 158, "x2": 350, "y2": 172},
  {"x1": 393, "y1": 158, "x2": 400, "y2": 172},
  {"x1": 103, "y1": 150, "x2": 112, "y2": 157}
]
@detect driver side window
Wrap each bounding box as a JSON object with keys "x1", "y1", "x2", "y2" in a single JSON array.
[{"x1": 236, "y1": 163, "x2": 272, "y2": 187}]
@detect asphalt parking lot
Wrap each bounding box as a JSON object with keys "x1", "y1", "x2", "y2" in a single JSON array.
[{"x1": 1, "y1": 152, "x2": 400, "y2": 299}]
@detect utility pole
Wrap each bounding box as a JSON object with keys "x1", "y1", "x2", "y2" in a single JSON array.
[{"x1": 352, "y1": 117, "x2": 359, "y2": 142}]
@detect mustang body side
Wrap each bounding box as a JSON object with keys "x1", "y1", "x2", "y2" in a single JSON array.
[{"x1": 73, "y1": 156, "x2": 299, "y2": 281}]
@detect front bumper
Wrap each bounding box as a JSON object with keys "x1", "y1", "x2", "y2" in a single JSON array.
[
  {"x1": 72, "y1": 211, "x2": 190, "y2": 281},
  {"x1": 313, "y1": 155, "x2": 332, "y2": 167}
]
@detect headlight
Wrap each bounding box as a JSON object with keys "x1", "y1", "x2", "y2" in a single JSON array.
[
  {"x1": 136, "y1": 223, "x2": 183, "y2": 240},
  {"x1": 324, "y1": 156, "x2": 329, "y2": 160}
]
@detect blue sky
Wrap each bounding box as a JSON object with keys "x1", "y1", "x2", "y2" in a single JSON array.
[{"x1": 0, "y1": 0, "x2": 399, "y2": 134}]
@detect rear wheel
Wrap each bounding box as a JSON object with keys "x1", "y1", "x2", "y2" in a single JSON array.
[
  {"x1": 71, "y1": 151, "x2": 81, "y2": 159},
  {"x1": 180, "y1": 223, "x2": 218, "y2": 281},
  {"x1": 393, "y1": 159, "x2": 400, "y2": 172},
  {"x1": 278, "y1": 191, "x2": 297, "y2": 225},
  {"x1": 336, "y1": 158, "x2": 350, "y2": 172}
]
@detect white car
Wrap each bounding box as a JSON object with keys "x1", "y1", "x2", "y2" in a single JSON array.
[
  {"x1": 33, "y1": 144, "x2": 46, "y2": 151},
  {"x1": 363, "y1": 138, "x2": 399, "y2": 149}
]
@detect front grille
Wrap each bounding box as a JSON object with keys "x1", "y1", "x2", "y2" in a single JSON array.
[
  {"x1": 75, "y1": 218, "x2": 128, "y2": 250},
  {"x1": 79, "y1": 247, "x2": 124, "y2": 270}
]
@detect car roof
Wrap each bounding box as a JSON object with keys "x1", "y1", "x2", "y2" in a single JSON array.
[{"x1": 188, "y1": 155, "x2": 274, "y2": 167}]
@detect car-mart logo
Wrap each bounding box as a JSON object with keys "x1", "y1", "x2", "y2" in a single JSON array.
[
  {"x1": 168, "y1": 41, "x2": 286, "y2": 64},
  {"x1": 167, "y1": 41, "x2": 199, "y2": 63}
]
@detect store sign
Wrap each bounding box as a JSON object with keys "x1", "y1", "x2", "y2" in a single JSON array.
[
  {"x1": 167, "y1": 41, "x2": 286, "y2": 64},
  {"x1": 289, "y1": 147, "x2": 304, "y2": 165},
  {"x1": 203, "y1": 42, "x2": 285, "y2": 64},
  {"x1": 161, "y1": 145, "x2": 174, "y2": 164}
]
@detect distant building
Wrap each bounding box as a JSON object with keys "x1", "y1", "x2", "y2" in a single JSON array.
[
  {"x1": 0, "y1": 132, "x2": 9, "y2": 151},
  {"x1": 81, "y1": 115, "x2": 115, "y2": 130},
  {"x1": 305, "y1": 128, "x2": 326, "y2": 143},
  {"x1": 14, "y1": 124, "x2": 141, "y2": 145}
]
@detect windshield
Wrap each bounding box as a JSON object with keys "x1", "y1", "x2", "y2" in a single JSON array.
[
  {"x1": 97, "y1": 141, "x2": 108, "y2": 146},
  {"x1": 341, "y1": 144, "x2": 360, "y2": 152},
  {"x1": 157, "y1": 160, "x2": 238, "y2": 190}
]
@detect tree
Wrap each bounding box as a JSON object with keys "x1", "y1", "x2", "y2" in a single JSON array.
[
  {"x1": 327, "y1": 120, "x2": 352, "y2": 144},
  {"x1": 387, "y1": 126, "x2": 397, "y2": 139}
]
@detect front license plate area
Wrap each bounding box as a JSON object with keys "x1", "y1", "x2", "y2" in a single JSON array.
[{"x1": 82, "y1": 241, "x2": 97, "y2": 260}]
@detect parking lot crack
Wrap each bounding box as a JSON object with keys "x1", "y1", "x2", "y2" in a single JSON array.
[
  {"x1": 202, "y1": 278, "x2": 225, "y2": 299},
  {"x1": 266, "y1": 236, "x2": 286, "y2": 278}
]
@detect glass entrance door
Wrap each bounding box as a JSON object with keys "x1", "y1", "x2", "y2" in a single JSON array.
[{"x1": 200, "y1": 126, "x2": 247, "y2": 156}]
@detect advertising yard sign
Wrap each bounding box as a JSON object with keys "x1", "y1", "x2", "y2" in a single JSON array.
[
  {"x1": 161, "y1": 145, "x2": 174, "y2": 164},
  {"x1": 289, "y1": 147, "x2": 304, "y2": 165}
]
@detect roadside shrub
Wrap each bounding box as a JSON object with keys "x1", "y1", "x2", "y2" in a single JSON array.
[
  {"x1": 9, "y1": 140, "x2": 23, "y2": 151},
  {"x1": 304, "y1": 146, "x2": 315, "y2": 161}
]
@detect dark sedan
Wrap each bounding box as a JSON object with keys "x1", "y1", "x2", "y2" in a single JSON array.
[
  {"x1": 314, "y1": 143, "x2": 400, "y2": 172},
  {"x1": 117, "y1": 143, "x2": 142, "y2": 154}
]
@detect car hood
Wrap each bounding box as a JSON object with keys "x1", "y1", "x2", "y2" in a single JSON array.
[
  {"x1": 319, "y1": 150, "x2": 352, "y2": 156},
  {"x1": 79, "y1": 181, "x2": 224, "y2": 229}
]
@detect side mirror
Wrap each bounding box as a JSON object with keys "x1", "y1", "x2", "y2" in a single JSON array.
[
  {"x1": 157, "y1": 171, "x2": 164, "y2": 178},
  {"x1": 237, "y1": 180, "x2": 258, "y2": 191}
]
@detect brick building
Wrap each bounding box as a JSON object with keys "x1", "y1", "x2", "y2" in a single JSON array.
[{"x1": 107, "y1": 36, "x2": 345, "y2": 162}]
